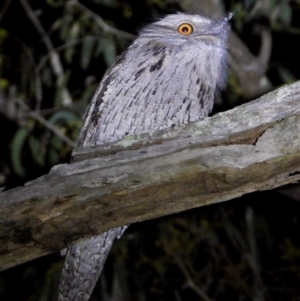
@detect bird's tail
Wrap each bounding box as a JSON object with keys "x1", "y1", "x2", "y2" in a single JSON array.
[{"x1": 58, "y1": 226, "x2": 128, "y2": 301}]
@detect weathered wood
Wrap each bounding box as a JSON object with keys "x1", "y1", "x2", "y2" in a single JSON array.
[{"x1": 1, "y1": 81, "x2": 300, "y2": 271}]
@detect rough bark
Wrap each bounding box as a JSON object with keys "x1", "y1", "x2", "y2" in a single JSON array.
[{"x1": 1, "y1": 81, "x2": 300, "y2": 271}]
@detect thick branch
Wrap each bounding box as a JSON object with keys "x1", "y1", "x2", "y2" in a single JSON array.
[{"x1": 1, "y1": 81, "x2": 300, "y2": 271}]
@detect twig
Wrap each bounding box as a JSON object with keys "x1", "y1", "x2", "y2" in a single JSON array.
[
  {"x1": 16, "y1": 38, "x2": 43, "y2": 111},
  {"x1": 174, "y1": 290, "x2": 183, "y2": 301},
  {"x1": 173, "y1": 253, "x2": 213, "y2": 301},
  {"x1": 37, "y1": 36, "x2": 102, "y2": 72},
  {"x1": 245, "y1": 207, "x2": 266, "y2": 301},
  {"x1": 19, "y1": 0, "x2": 72, "y2": 106},
  {"x1": 217, "y1": 207, "x2": 261, "y2": 301},
  {"x1": 1, "y1": 89, "x2": 75, "y2": 147},
  {"x1": 256, "y1": 26, "x2": 272, "y2": 76},
  {"x1": 162, "y1": 239, "x2": 213, "y2": 301},
  {"x1": 14, "y1": 97, "x2": 76, "y2": 148},
  {"x1": 68, "y1": 0, "x2": 135, "y2": 40},
  {"x1": 28, "y1": 111, "x2": 76, "y2": 148},
  {"x1": 0, "y1": 0, "x2": 12, "y2": 22}
]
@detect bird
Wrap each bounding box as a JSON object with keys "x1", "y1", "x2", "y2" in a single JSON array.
[{"x1": 58, "y1": 12, "x2": 231, "y2": 301}]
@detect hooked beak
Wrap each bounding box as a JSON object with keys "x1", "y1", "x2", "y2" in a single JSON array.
[{"x1": 198, "y1": 12, "x2": 233, "y2": 43}]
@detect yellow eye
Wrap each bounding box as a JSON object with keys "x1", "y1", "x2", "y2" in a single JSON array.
[{"x1": 177, "y1": 23, "x2": 194, "y2": 35}]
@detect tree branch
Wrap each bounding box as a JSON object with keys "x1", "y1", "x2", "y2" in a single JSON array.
[
  {"x1": 0, "y1": 0, "x2": 12, "y2": 22},
  {"x1": 20, "y1": 0, "x2": 73, "y2": 106},
  {"x1": 1, "y1": 81, "x2": 300, "y2": 271},
  {"x1": 68, "y1": 0, "x2": 135, "y2": 40},
  {"x1": 0, "y1": 90, "x2": 76, "y2": 148}
]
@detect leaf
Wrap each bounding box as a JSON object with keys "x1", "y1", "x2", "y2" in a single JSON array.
[
  {"x1": 232, "y1": 2, "x2": 246, "y2": 33},
  {"x1": 46, "y1": 0, "x2": 64, "y2": 8},
  {"x1": 48, "y1": 110, "x2": 80, "y2": 150},
  {"x1": 93, "y1": 0, "x2": 117, "y2": 7},
  {"x1": 243, "y1": 0, "x2": 255, "y2": 10},
  {"x1": 95, "y1": 37, "x2": 104, "y2": 57},
  {"x1": 48, "y1": 110, "x2": 78, "y2": 125},
  {"x1": 80, "y1": 36, "x2": 96, "y2": 70},
  {"x1": 64, "y1": 44, "x2": 75, "y2": 65},
  {"x1": 102, "y1": 37, "x2": 117, "y2": 67},
  {"x1": 28, "y1": 135, "x2": 45, "y2": 166},
  {"x1": 0, "y1": 78, "x2": 9, "y2": 89},
  {"x1": 0, "y1": 28, "x2": 8, "y2": 43},
  {"x1": 11, "y1": 127, "x2": 30, "y2": 177},
  {"x1": 81, "y1": 81, "x2": 98, "y2": 106},
  {"x1": 65, "y1": 22, "x2": 80, "y2": 64},
  {"x1": 48, "y1": 148, "x2": 60, "y2": 166},
  {"x1": 279, "y1": 3, "x2": 292, "y2": 26},
  {"x1": 41, "y1": 66, "x2": 53, "y2": 88},
  {"x1": 54, "y1": 70, "x2": 71, "y2": 106},
  {"x1": 277, "y1": 66, "x2": 297, "y2": 84},
  {"x1": 60, "y1": 4, "x2": 74, "y2": 40},
  {"x1": 50, "y1": 135, "x2": 63, "y2": 151}
]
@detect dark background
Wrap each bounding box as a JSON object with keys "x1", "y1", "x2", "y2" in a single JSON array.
[{"x1": 1, "y1": 0, "x2": 300, "y2": 300}]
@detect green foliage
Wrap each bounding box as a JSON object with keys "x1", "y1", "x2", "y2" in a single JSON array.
[
  {"x1": 0, "y1": 28, "x2": 9, "y2": 88},
  {"x1": 46, "y1": 0, "x2": 65, "y2": 8},
  {"x1": 28, "y1": 135, "x2": 46, "y2": 166},
  {"x1": 11, "y1": 127, "x2": 30, "y2": 177},
  {"x1": 0, "y1": 0, "x2": 128, "y2": 185},
  {"x1": 101, "y1": 36, "x2": 117, "y2": 67},
  {"x1": 107, "y1": 198, "x2": 300, "y2": 301},
  {"x1": 93, "y1": 0, "x2": 118, "y2": 7},
  {"x1": 59, "y1": 4, "x2": 119, "y2": 71},
  {"x1": 277, "y1": 65, "x2": 298, "y2": 84},
  {"x1": 9, "y1": 110, "x2": 81, "y2": 178},
  {"x1": 228, "y1": 0, "x2": 297, "y2": 31},
  {"x1": 0, "y1": 1, "x2": 300, "y2": 300}
]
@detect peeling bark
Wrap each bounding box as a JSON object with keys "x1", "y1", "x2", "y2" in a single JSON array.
[{"x1": 0, "y1": 81, "x2": 300, "y2": 271}]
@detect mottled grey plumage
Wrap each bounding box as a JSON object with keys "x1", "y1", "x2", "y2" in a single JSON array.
[{"x1": 58, "y1": 13, "x2": 231, "y2": 301}]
